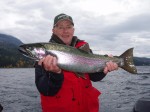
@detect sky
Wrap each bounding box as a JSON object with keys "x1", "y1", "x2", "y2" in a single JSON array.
[{"x1": 0, "y1": 0, "x2": 150, "y2": 58}]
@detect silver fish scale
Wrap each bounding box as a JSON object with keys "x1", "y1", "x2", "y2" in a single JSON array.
[{"x1": 50, "y1": 50, "x2": 109, "y2": 73}]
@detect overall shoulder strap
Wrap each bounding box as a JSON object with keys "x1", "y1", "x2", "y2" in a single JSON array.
[{"x1": 75, "y1": 40, "x2": 87, "y2": 48}]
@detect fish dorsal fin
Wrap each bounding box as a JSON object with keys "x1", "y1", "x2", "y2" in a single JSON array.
[{"x1": 78, "y1": 43, "x2": 91, "y2": 53}]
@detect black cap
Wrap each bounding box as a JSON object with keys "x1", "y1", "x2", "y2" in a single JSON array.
[{"x1": 53, "y1": 13, "x2": 74, "y2": 27}]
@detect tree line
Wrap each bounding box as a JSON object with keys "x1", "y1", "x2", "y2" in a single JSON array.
[{"x1": 0, "y1": 50, "x2": 34, "y2": 68}]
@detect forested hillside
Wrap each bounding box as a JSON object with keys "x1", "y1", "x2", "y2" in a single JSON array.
[
  {"x1": 134, "y1": 57, "x2": 150, "y2": 66},
  {"x1": 0, "y1": 34, "x2": 34, "y2": 68}
]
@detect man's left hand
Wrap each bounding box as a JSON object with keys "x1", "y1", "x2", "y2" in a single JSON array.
[{"x1": 103, "y1": 61, "x2": 118, "y2": 74}]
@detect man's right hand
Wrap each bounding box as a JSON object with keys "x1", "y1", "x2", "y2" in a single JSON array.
[{"x1": 38, "y1": 55, "x2": 61, "y2": 73}]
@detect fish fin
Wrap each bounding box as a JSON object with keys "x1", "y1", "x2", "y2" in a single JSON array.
[
  {"x1": 75, "y1": 73, "x2": 87, "y2": 79},
  {"x1": 78, "y1": 43, "x2": 91, "y2": 53},
  {"x1": 119, "y1": 48, "x2": 137, "y2": 74}
]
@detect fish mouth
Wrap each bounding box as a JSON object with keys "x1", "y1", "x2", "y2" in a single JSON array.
[
  {"x1": 18, "y1": 46, "x2": 29, "y2": 56},
  {"x1": 18, "y1": 46, "x2": 37, "y2": 60}
]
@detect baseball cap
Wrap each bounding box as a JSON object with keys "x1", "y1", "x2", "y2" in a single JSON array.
[{"x1": 53, "y1": 13, "x2": 74, "y2": 27}]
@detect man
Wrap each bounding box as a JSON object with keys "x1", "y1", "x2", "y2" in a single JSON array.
[{"x1": 35, "y1": 13, "x2": 118, "y2": 112}]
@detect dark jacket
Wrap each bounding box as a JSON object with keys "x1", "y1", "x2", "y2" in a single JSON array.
[{"x1": 35, "y1": 34, "x2": 106, "y2": 96}]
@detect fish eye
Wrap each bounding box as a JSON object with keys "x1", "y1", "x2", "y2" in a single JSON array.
[{"x1": 27, "y1": 47, "x2": 32, "y2": 50}]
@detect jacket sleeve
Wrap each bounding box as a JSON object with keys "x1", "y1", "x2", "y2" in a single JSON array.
[
  {"x1": 35, "y1": 65, "x2": 64, "y2": 96},
  {"x1": 89, "y1": 72, "x2": 106, "y2": 82}
]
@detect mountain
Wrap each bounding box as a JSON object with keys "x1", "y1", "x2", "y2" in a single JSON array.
[
  {"x1": 0, "y1": 34, "x2": 23, "y2": 46},
  {"x1": 0, "y1": 34, "x2": 33, "y2": 68},
  {"x1": 134, "y1": 57, "x2": 150, "y2": 66}
]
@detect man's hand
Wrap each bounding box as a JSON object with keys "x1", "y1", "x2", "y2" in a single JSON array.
[
  {"x1": 38, "y1": 55, "x2": 61, "y2": 73},
  {"x1": 103, "y1": 54, "x2": 118, "y2": 74},
  {"x1": 103, "y1": 61, "x2": 118, "y2": 74}
]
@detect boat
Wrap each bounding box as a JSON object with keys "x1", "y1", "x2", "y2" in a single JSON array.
[{"x1": 133, "y1": 97, "x2": 150, "y2": 112}]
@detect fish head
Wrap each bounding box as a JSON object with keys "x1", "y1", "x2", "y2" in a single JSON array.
[{"x1": 18, "y1": 43, "x2": 46, "y2": 61}]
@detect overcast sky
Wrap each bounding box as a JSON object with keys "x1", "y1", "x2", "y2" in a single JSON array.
[{"x1": 0, "y1": 0, "x2": 150, "y2": 57}]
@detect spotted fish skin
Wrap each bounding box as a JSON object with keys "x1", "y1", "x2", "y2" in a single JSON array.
[{"x1": 18, "y1": 42, "x2": 137, "y2": 74}]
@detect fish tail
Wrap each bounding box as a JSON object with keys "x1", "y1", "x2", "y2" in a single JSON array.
[{"x1": 119, "y1": 48, "x2": 137, "y2": 74}]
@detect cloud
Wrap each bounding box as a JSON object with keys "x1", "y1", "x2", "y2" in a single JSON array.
[
  {"x1": 74, "y1": 12, "x2": 150, "y2": 57},
  {"x1": 107, "y1": 13, "x2": 150, "y2": 33},
  {"x1": 0, "y1": 0, "x2": 150, "y2": 57}
]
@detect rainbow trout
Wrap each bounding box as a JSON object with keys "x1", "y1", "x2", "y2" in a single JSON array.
[{"x1": 18, "y1": 42, "x2": 137, "y2": 74}]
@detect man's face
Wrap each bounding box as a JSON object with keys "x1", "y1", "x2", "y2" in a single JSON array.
[{"x1": 53, "y1": 20, "x2": 74, "y2": 45}]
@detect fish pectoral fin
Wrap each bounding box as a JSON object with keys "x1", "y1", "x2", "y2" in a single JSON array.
[{"x1": 75, "y1": 73, "x2": 87, "y2": 79}]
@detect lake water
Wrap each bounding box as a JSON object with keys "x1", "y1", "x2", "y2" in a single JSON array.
[{"x1": 0, "y1": 66, "x2": 150, "y2": 112}]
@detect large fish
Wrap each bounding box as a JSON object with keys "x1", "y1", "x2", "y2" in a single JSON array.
[{"x1": 18, "y1": 42, "x2": 137, "y2": 74}]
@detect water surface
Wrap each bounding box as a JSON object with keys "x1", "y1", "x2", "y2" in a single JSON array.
[{"x1": 0, "y1": 66, "x2": 150, "y2": 112}]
